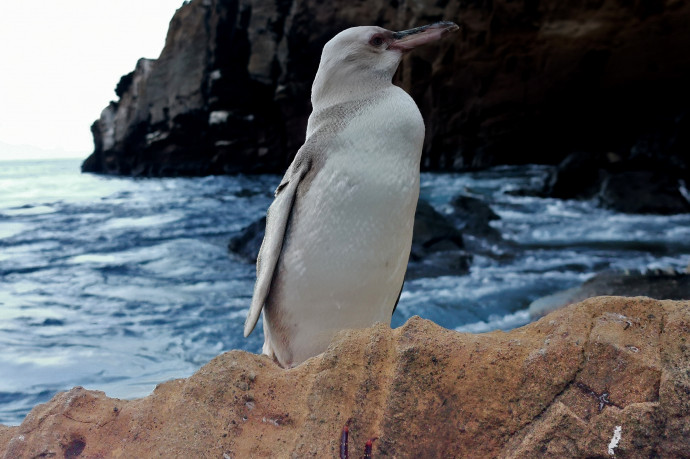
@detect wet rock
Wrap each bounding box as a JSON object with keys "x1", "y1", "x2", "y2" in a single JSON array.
[
  {"x1": 2, "y1": 297, "x2": 688, "y2": 457},
  {"x1": 405, "y1": 248, "x2": 472, "y2": 280},
  {"x1": 547, "y1": 152, "x2": 611, "y2": 200},
  {"x1": 83, "y1": 0, "x2": 690, "y2": 176},
  {"x1": 529, "y1": 270, "x2": 690, "y2": 318},
  {"x1": 447, "y1": 194, "x2": 500, "y2": 239},
  {"x1": 598, "y1": 171, "x2": 690, "y2": 214},
  {"x1": 228, "y1": 216, "x2": 265, "y2": 262},
  {"x1": 229, "y1": 199, "x2": 472, "y2": 278},
  {"x1": 546, "y1": 145, "x2": 690, "y2": 214},
  {"x1": 410, "y1": 200, "x2": 465, "y2": 256},
  {"x1": 442, "y1": 193, "x2": 511, "y2": 260}
]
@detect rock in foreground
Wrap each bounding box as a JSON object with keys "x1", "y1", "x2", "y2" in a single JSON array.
[
  {"x1": 1, "y1": 297, "x2": 688, "y2": 458},
  {"x1": 529, "y1": 271, "x2": 690, "y2": 319}
]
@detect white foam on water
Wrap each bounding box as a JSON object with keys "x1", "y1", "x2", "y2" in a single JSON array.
[{"x1": 455, "y1": 310, "x2": 531, "y2": 333}]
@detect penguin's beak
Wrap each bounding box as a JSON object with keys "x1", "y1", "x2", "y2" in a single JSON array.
[{"x1": 389, "y1": 22, "x2": 459, "y2": 52}]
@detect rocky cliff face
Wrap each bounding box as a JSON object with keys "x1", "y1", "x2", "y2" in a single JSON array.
[
  {"x1": 85, "y1": 0, "x2": 286, "y2": 176},
  {"x1": 83, "y1": 0, "x2": 690, "y2": 177},
  {"x1": 2, "y1": 297, "x2": 689, "y2": 457}
]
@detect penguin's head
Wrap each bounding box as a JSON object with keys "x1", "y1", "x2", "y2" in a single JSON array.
[{"x1": 312, "y1": 22, "x2": 458, "y2": 106}]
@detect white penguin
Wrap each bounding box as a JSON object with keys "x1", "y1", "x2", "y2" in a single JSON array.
[{"x1": 244, "y1": 22, "x2": 459, "y2": 367}]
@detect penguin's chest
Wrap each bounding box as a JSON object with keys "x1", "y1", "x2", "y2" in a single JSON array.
[
  {"x1": 278, "y1": 95, "x2": 424, "y2": 305},
  {"x1": 297, "y1": 154, "x2": 417, "y2": 265}
]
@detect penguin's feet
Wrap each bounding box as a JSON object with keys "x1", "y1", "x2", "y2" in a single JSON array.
[{"x1": 340, "y1": 419, "x2": 377, "y2": 459}]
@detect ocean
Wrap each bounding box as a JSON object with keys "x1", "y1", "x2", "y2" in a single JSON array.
[{"x1": 1, "y1": 158, "x2": 689, "y2": 425}]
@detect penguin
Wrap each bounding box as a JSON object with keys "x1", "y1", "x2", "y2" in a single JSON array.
[{"x1": 244, "y1": 22, "x2": 459, "y2": 367}]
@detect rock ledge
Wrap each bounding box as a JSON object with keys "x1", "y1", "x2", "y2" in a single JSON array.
[{"x1": 1, "y1": 297, "x2": 688, "y2": 458}]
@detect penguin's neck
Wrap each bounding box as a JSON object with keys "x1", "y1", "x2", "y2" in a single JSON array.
[{"x1": 310, "y1": 64, "x2": 393, "y2": 111}]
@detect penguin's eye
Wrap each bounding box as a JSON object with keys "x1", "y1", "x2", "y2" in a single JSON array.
[{"x1": 369, "y1": 35, "x2": 385, "y2": 47}]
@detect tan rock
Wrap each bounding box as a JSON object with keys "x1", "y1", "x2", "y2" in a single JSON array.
[{"x1": 1, "y1": 296, "x2": 688, "y2": 458}]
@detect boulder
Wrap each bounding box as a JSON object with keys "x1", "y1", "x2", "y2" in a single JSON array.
[
  {"x1": 228, "y1": 199, "x2": 473, "y2": 279},
  {"x1": 228, "y1": 216, "x2": 266, "y2": 262},
  {"x1": 2, "y1": 297, "x2": 689, "y2": 457},
  {"x1": 82, "y1": 0, "x2": 690, "y2": 176},
  {"x1": 529, "y1": 270, "x2": 690, "y2": 318},
  {"x1": 447, "y1": 193, "x2": 501, "y2": 239},
  {"x1": 546, "y1": 148, "x2": 690, "y2": 214},
  {"x1": 410, "y1": 200, "x2": 465, "y2": 256},
  {"x1": 598, "y1": 171, "x2": 690, "y2": 214},
  {"x1": 547, "y1": 152, "x2": 612, "y2": 200}
]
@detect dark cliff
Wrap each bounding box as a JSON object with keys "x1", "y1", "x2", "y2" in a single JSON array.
[{"x1": 83, "y1": 0, "x2": 690, "y2": 177}]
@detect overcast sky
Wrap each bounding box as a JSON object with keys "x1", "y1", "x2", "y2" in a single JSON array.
[{"x1": 0, "y1": 1, "x2": 184, "y2": 160}]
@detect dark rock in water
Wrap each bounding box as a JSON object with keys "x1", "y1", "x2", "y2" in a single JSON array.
[
  {"x1": 447, "y1": 194, "x2": 500, "y2": 239},
  {"x1": 83, "y1": 0, "x2": 690, "y2": 176},
  {"x1": 229, "y1": 199, "x2": 472, "y2": 279},
  {"x1": 444, "y1": 194, "x2": 511, "y2": 259},
  {"x1": 407, "y1": 200, "x2": 471, "y2": 279},
  {"x1": 529, "y1": 270, "x2": 690, "y2": 318},
  {"x1": 405, "y1": 250, "x2": 472, "y2": 280},
  {"x1": 598, "y1": 171, "x2": 690, "y2": 214},
  {"x1": 40, "y1": 318, "x2": 65, "y2": 327},
  {"x1": 411, "y1": 200, "x2": 464, "y2": 254},
  {"x1": 234, "y1": 188, "x2": 264, "y2": 198},
  {"x1": 547, "y1": 152, "x2": 611, "y2": 200},
  {"x1": 546, "y1": 124, "x2": 690, "y2": 214},
  {"x1": 228, "y1": 216, "x2": 266, "y2": 262}
]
